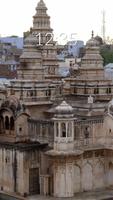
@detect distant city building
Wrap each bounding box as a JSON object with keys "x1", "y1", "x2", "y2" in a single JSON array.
[
  {"x1": 57, "y1": 40, "x2": 84, "y2": 60},
  {"x1": 79, "y1": 46, "x2": 86, "y2": 58},
  {"x1": 67, "y1": 40, "x2": 84, "y2": 57},
  {"x1": 57, "y1": 41, "x2": 84, "y2": 76},
  {"x1": 0, "y1": 38, "x2": 22, "y2": 79},
  {"x1": 58, "y1": 58, "x2": 76, "y2": 77},
  {"x1": 0, "y1": 36, "x2": 23, "y2": 49}
]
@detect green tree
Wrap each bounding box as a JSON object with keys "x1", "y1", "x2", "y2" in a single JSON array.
[{"x1": 100, "y1": 45, "x2": 113, "y2": 66}]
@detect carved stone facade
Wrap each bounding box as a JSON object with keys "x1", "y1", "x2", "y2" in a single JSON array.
[{"x1": 0, "y1": 0, "x2": 113, "y2": 199}]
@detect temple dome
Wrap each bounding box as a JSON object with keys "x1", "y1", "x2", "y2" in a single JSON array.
[
  {"x1": 1, "y1": 95, "x2": 21, "y2": 113},
  {"x1": 36, "y1": 0, "x2": 47, "y2": 10},
  {"x1": 54, "y1": 101, "x2": 74, "y2": 117},
  {"x1": 94, "y1": 35, "x2": 103, "y2": 45},
  {"x1": 7, "y1": 96, "x2": 20, "y2": 107},
  {"x1": 86, "y1": 31, "x2": 99, "y2": 47},
  {"x1": 81, "y1": 31, "x2": 103, "y2": 68},
  {"x1": 86, "y1": 37, "x2": 99, "y2": 47},
  {"x1": 108, "y1": 99, "x2": 113, "y2": 115}
]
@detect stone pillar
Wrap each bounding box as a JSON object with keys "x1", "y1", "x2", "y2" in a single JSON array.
[
  {"x1": 40, "y1": 175, "x2": 50, "y2": 195},
  {"x1": 16, "y1": 151, "x2": 28, "y2": 196},
  {"x1": 54, "y1": 159, "x2": 74, "y2": 197}
]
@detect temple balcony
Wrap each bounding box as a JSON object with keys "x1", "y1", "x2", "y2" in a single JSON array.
[{"x1": 28, "y1": 118, "x2": 54, "y2": 146}]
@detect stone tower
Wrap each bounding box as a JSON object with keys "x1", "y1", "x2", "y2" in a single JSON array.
[
  {"x1": 46, "y1": 101, "x2": 83, "y2": 197},
  {"x1": 53, "y1": 101, "x2": 75, "y2": 151},
  {"x1": 80, "y1": 31, "x2": 104, "y2": 79},
  {"x1": 69, "y1": 32, "x2": 113, "y2": 102},
  {"x1": 8, "y1": 0, "x2": 62, "y2": 109},
  {"x1": 18, "y1": 0, "x2": 59, "y2": 80}
]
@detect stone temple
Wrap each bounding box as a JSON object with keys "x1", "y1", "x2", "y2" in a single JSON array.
[{"x1": 0, "y1": 0, "x2": 113, "y2": 198}]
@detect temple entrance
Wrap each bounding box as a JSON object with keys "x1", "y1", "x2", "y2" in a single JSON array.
[
  {"x1": 108, "y1": 162, "x2": 113, "y2": 187},
  {"x1": 29, "y1": 168, "x2": 40, "y2": 195},
  {"x1": 82, "y1": 163, "x2": 93, "y2": 191},
  {"x1": 94, "y1": 162, "x2": 104, "y2": 189},
  {"x1": 74, "y1": 165, "x2": 81, "y2": 193},
  {"x1": 49, "y1": 175, "x2": 54, "y2": 196}
]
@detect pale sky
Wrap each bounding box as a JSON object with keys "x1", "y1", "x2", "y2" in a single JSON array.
[{"x1": 0, "y1": 0, "x2": 113, "y2": 43}]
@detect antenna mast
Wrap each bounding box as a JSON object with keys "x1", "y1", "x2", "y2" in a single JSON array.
[{"x1": 102, "y1": 10, "x2": 106, "y2": 43}]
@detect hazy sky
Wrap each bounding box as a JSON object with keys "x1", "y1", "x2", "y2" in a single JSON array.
[{"x1": 0, "y1": 0, "x2": 113, "y2": 43}]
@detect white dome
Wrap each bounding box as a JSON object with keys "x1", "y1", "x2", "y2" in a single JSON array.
[
  {"x1": 108, "y1": 99, "x2": 113, "y2": 115},
  {"x1": 86, "y1": 31, "x2": 99, "y2": 47},
  {"x1": 86, "y1": 37, "x2": 99, "y2": 47},
  {"x1": 36, "y1": 0, "x2": 47, "y2": 10},
  {"x1": 55, "y1": 101, "x2": 74, "y2": 117}
]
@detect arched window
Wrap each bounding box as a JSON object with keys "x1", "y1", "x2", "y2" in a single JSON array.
[
  {"x1": 48, "y1": 89, "x2": 51, "y2": 96},
  {"x1": 59, "y1": 86, "x2": 62, "y2": 95},
  {"x1": 74, "y1": 87, "x2": 77, "y2": 94},
  {"x1": 106, "y1": 87, "x2": 111, "y2": 94},
  {"x1": 10, "y1": 117, "x2": 14, "y2": 130},
  {"x1": 5, "y1": 116, "x2": 9, "y2": 130},
  {"x1": 42, "y1": 124, "x2": 45, "y2": 136},
  {"x1": 56, "y1": 123, "x2": 59, "y2": 137},
  {"x1": 61, "y1": 123, "x2": 66, "y2": 137},
  {"x1": 46, "y1": 89, "x2": 51, "y2": 96},
  {"x1": 109, "y1": 87, "x2": 111, "y2": 94},
  {"x1": 30, "y1": 91, "x2": 34, "y2": 97},
  {"x1": 67, "y1": 122, "x2": 72, "y2": 137},
  {"x1": 84, "y1": 127, "x2": 89, "y2": 139},
  {"x1": 0, "y1": 116, "x2": 4, "y2": 133},
  {"x1": 94, "y1": 87, "x2": 99, "y2": 94}
]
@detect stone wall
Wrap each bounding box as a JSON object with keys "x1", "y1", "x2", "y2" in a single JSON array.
[
  {"x1": 52, "y1": 150, "x2": 113, "y2": 197},
  {"x1": 0, "y1": 148, "x2": 15, "y2": 193},
  {"x1": 74, "y1": 119, "x2": 105, "y2": 147}
]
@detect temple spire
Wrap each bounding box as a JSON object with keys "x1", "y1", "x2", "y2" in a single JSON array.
[
  {"x1": 91, "y1": 30, "x2": 94, "y2": 38},
  {"x1": 36, "y1": 0, "x2": 47, "y2": 10},
  {"x1": 32, "y1": 0, "x2": 52, "y2": 36},
  {"x1": 18, "y1": 0, "x2": 59, "y2": 80}
]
